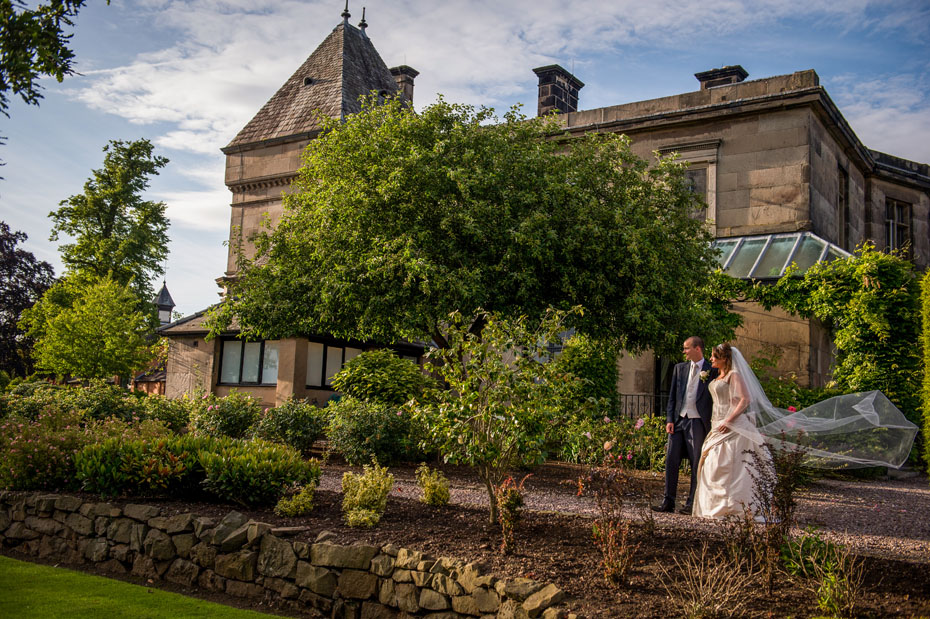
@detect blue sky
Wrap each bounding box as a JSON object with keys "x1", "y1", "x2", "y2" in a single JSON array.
[{"x1": 2, "y1": 0, "x2": 928, "y2": 316}]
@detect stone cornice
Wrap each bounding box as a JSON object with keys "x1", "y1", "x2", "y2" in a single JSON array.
[{"x1": 227, "y1": 172, "x2": 296, "y2": 194}]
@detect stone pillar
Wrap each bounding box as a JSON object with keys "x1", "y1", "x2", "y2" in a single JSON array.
[
  {"x1": 531, "y1": 65, "x2": 584, "y2": 116},
  {"x1": 389, "y1": 65, "x2": 419, "y2": 104}
]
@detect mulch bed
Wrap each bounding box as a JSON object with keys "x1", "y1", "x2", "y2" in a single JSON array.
[{"x1": 4, "y1": 461, "x2": 930, "y2": 618}]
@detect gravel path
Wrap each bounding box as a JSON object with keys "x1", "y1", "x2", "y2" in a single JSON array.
[{"x1": 319, "y1": 463, "x2": 930, "y2": 563}]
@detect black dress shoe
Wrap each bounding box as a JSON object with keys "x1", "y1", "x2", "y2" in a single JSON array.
[
  {"x1": 678, "y1": 505, "x2": 693, "y2": 515},
  {"x1": 651, "y1": 502, "x2": 674, "y2": 513}
]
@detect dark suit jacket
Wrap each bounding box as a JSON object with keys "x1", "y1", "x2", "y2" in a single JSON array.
[{"x1": 665, "y1": 359, "x2": 717, "y2": 433}]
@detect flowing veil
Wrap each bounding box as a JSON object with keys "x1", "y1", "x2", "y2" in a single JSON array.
[{"x1": 728, "y1": 347, "x2": 918, "y2": 469}]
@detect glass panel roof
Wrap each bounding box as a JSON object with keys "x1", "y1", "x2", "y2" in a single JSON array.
[
  {"x1": 712, "y1": 232, "x2": 849, "y2": 280},
  {"x1": 751, "y1": 236, "x2": 797, "y2": 278},
  {"x1": 724, "y1": 238, "x2": 766, "y2": 278}
]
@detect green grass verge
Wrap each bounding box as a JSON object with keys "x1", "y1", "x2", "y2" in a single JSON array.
[{"x1": 0, "y1": 555, "x2": 277, "y2": 618}]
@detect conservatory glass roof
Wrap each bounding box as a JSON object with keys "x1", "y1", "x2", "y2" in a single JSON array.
[{"x1": 712, "y1": 232, "x2": 850, "y2": 280}]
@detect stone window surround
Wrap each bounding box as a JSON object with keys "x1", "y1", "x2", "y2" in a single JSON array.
[{"x1": 657, "y1": 139, "x2": 721, "y2": 234}]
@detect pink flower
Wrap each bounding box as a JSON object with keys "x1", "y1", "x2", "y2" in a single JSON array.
[
  {"x1": 626, "y1": 452, "x2": 633, "y2": 460},
  {"x1": 787, "y1": 406, "x2": 797, "y2": 412},
  {"x1": 396, "y1": 411, "x2": 403, "y2": 416},
  {"x1": 264, "y1": 407, "x2": 270, "y2": 413},
  {"x1": 583, "y1": 431, "x2": 592, "y2": 440},
  {"x1": 634, "y1": 418, "x2": 645, "y2": 429},
  {"x1": 604, "y1": 441, "x2": 615, "y2": 451},
  {"x1": 603, "y1": 416, "x2": 611, "y2": 423}
]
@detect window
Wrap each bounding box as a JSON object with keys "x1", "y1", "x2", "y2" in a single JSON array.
[
  {"x1": 885, "y1": 198, "x2": 911, "y2": 254},
  {"x1": 306, "y1": 342, "x2": 363, "y2": 388},
  {"x1": 837, "y1": 167, "x2": 850, "y2": 250},
  {"x1": 218, "y1": 339, "x2": 278, "y2": 385},
  {"x1": 685, "y1": 168, "x2": 708, "y2": 222}
]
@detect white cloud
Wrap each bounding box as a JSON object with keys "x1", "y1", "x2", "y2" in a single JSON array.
[
  {"x1": 66, "y1": 0, "x2": 920, "y2": 156},
  {"x1": 829, "y1": 71, "x2": 930, "y2": 163}
]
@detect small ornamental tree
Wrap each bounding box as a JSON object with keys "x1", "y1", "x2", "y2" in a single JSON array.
[
  {"x1": 24, "y1": 276, "x2": 154, "y2": 381},
  {"x1": 416, "y1": 308, "x2": 579, "y2": 524}
]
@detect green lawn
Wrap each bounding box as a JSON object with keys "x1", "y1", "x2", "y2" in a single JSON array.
[{"x1": 0, "y1": 555, "x2": 279, "y2": 618}]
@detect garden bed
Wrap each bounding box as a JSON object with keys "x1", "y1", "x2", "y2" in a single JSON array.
[{"x1": 6, "y1": 461, "x2": 928, "y2": 618}]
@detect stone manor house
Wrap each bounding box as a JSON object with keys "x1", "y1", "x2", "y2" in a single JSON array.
[{"x1": 160, "y1": 10, "x2": 930, "y2": 410}]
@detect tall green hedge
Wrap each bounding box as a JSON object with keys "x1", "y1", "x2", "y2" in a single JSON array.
[{"x1": 921, "y1": 271, "x2": 930, "y2": 475}]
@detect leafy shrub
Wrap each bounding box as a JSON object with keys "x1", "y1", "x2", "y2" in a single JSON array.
[
  {"x1": 342, "y1": 461, "x2": 393, "y2": 527},
  {"x1": 557, "y1": 415, "x2": 666, "y2": 471},
  {"x1": 274, "y1": 485, "x2": 316, "y2": 517},
  {"x1": 551, "y1": 334, "x2": 619, "y2": 414},
  {"x1": 495, "y1": 475, "x2": 529, "y2": 555},
  {"x1": 189, "y1": 391, "x2": 262, "y2": 439},
  {"x1": 59, "y1": 380, "x2": 140, "y2": 421},
  {"x1": 0, "y1": 408, "x2": 88, "y2": 490},
  {"x1": 782, "y1": 527, "x2": 837, "y2": 578},
  {"x1": 783, "y1": 530, "x2": 864, "y2": 619},
  {"x1": 331, "y1": 349, "x2": 434, "y2": 405},
  {"x1": 0, "y1": 385, "x2": 67, "y2": 421},
  {"x1": 9, "y1": 380, "x2": 59, "y2": 397},
  {"x1": 200, "y1": 439, "x2": 321, "y2": 506},
  {"x1": 327, "y1": 396, "x2": 423, "y2": 465},
  {"x1": 74, "y1": 434, "x2": 215, "y2": 498},
  {"x1": 415, "y1": 463, "x2": 450, "y2": 506},
  {"x1": 253, "y1": 397, "x2": 327, "y2": 453},
  {"x1": 137, "y1": 394, "x2": 193, "y2": 432}
]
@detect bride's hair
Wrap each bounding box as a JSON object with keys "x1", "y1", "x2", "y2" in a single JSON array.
[{"x1": 712, "y1": 342, "x2": 733, "y2": 374}]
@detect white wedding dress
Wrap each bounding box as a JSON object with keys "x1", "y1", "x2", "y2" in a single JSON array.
[{"x1": 693, "y1": 372, "x2": 771, "y2": 519}]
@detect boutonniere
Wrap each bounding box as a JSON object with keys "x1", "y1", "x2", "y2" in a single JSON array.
[{"x1": 699, "y1": 371, "x2": 710, "y2": 383}]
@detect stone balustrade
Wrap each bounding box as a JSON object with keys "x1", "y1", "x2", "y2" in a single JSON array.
[{"x1": 0, "y1": 491, "x2": 572, "y2": 619}]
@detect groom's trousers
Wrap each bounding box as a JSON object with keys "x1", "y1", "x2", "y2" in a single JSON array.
[{"x1": 663, "y1": 416, "x2": 707, "y2": 507}]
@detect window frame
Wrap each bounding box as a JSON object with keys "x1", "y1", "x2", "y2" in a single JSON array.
[
  {"x1": 305, "y1": 340, "x2": 364, "y2": 389},
  {"x1": 217, "y1": 338, "x2": 279, "y2": 386},
  {"x1": 885, "y1": 198, "x2": 911, "y2": 256}
]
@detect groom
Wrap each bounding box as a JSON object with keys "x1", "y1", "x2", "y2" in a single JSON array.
[{"x1": 653, "y1": 336, "x2": 717, "y2": 515}]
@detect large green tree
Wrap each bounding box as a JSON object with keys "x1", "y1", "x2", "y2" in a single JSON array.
[
  {"x1": 212, "y1": 97, "x2": 731, "y2": 352},
  {"x1": 49, "y1": 138, "x2": 169, "y2": 305},
  {"x1": 0, "y1": 0, "x2": 106, "y2": 117},
  {"x1": 26, "y1": 275, "x2": 153, "y2": 381},
  {"x1": 0, "y1": 222, "x2": 54, "y2": 375}
]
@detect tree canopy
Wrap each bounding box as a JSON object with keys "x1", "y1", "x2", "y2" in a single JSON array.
[
  {"x1": 0, "y1": 0, "x2": 105, "y2": 117},
  {"x1": 26, "y1": 275, "x2": 154, "y2": 380},
  {"x1": 0, "y1": 222, "x2": 54, "y2": 375},
  {"x1": 49, "y1": 138, "x2": 169, "y2": 305},
  {"x1": 212, "y1": 97, "x2": 731, "y2": 353}
]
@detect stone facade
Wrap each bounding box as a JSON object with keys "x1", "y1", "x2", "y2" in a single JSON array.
[
  {"x1": 543, "y1": 67, "x2": 929, "y2": 394},
  {"x1": 0, "y1": 491, "x2": 571, "y2": 619},
  {"x1": 162, "y1": 13, "x2": 929, "y2": 404}
]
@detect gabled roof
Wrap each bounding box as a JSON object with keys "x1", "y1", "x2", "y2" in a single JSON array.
[{"x1": 223, "y1": 21, "x2": 398, "y2": 152}]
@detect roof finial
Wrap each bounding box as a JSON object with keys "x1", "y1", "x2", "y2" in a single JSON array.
[
  {"x1": 358, "y1": 7, "x2": 367, "y2": 34},
  {"x1": 341, "y1": 0, "x2": 350, "y2": 23}
]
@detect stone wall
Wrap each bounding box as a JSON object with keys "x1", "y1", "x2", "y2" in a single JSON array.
[{"x1": 0, "y1": 491, "x2": 571, "y2": 619}]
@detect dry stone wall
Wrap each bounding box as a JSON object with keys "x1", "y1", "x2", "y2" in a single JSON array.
[{"x1": 0, "y1": 491, "x2": 571, "y2": 619}]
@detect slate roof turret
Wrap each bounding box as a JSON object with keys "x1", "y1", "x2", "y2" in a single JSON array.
[{"x1": 223, "y1": 18, "x2": 400, "y2": 152}]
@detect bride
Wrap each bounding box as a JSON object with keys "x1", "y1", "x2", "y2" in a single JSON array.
[{"x1": 693, "y1": 342, "x2": 918, "y2": 520}]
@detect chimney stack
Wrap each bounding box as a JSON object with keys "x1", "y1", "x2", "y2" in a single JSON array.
[
  {"x1": 694, "y1": 65, "x2": 748, "y2": 90},
  {"x1": 390, "y1": 65, "x2": 419, "y2": 104},
  {"x1": 532, "y1": 65, "x2": 584, "y2": 116}
]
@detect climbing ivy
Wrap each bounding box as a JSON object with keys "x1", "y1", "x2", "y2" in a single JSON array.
[{"x1": 744, "y1": 244, "x2": 923, "y2": 458}]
